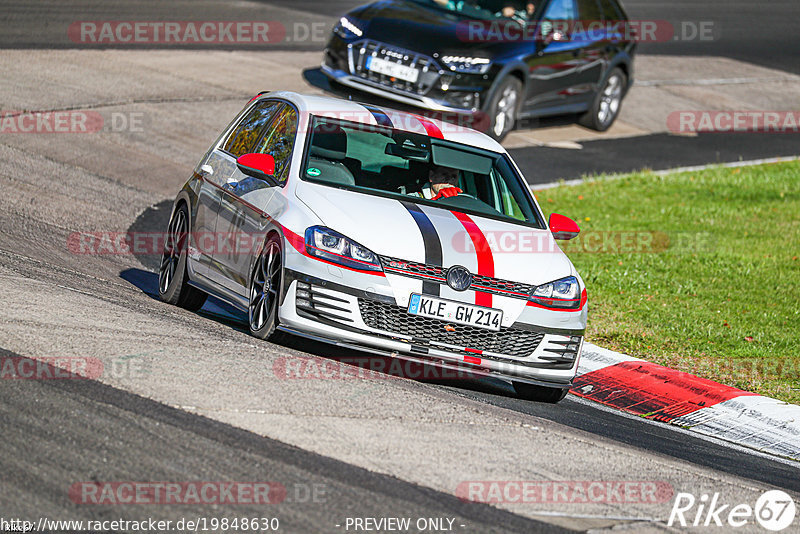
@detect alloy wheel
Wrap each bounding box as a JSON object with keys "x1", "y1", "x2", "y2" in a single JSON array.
[
  {"x1": 159, "y1": 209, "x2": 186, "y2": 294},
  {"x1": 493, "y1": 84, "x2": 519, "y2": 138},
  {"x1": 249, "y1": 241, "x2": 281, "y2": 331},
  {"x1": 597, "y1": 73, "x2": 622, "y2": 126}
]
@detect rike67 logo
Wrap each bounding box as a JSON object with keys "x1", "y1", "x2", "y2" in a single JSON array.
[{"x1": 669, "y1": 490, "x2": 796, "y2": 531}]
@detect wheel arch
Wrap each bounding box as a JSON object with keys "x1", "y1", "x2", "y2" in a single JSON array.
[{"x1": 482, "y1": 62, "x2": 529, "y2": 114}]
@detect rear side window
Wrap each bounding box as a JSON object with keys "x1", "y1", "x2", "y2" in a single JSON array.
[{"x1": 222, "y1": 100, "x2": 283, "y2": 158}]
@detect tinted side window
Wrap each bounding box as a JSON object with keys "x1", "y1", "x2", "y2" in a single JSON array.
[
  {"x1": 222, "y1": 100, "x2": 282, "y2": 158},
  {"x1": 542, "y1": 0, "x2": 577, "y2": 20},
  {"x1": 255, "y1": 107, "x2": 298, "y2": 183},
  {"x1": 576, "y1": 0, "x2": 602, "y2": 21}
]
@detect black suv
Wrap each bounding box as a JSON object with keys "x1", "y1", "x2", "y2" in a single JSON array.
[{"x1": 323, "y1": 0, "x2": 636, "y2": 140}]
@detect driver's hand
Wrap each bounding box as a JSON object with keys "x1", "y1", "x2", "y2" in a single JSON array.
[{"x1": 431, "y1": 186, "x2": 462, "y2": 201}]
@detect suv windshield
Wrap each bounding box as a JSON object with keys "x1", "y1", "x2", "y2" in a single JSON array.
[
  {"x1": 301, "y1": 117, "x2": 545, "y2": 228},
  {"x1": 410, "y1": 0, "x2": 536, "y2": 22}
]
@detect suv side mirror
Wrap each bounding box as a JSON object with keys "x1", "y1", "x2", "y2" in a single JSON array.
[
  {"x1": 237, "y1": 153, "x2": 277, "y2": 185},
  {"x1": 549, "y1": 213, "x2": 580, "y2": 240}
]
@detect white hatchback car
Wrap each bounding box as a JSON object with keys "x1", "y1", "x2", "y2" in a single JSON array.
[{"x1": 159, "y1": 91, "x2": 587, "y2": 403}]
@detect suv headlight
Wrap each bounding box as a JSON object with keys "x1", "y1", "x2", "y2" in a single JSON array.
[
  {"x1": 529, "y1": 276, "x2": 582, "y2": 309},
  {"x1": 440, "y1": 56, "x2": 492, "y2": 74},
  {"x1": 333, "y1": 16, "x2": 364, "y2": 39},
  {"x1": 305, "y1": 226, "x2": 382, "y2": 272}
]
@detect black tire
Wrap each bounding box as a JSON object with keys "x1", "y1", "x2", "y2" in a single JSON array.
[
  {"x1": 512, "y1": 381, "x2": 569, "y2": 404},
  {"x1": 158, "y1": 203, "x2": 207, "y2": 312},
  {"x1": 486, "y1": 76, "x2": 523, "y2": 142},
  {"x1": 580, "y1": 67, "x2": 626, "y2": 131},
  {"x1": 248, "y1": 234, "x2": 289, "y2": 343}
]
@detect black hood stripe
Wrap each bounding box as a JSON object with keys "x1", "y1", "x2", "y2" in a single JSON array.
[
  {"x1": 399, "y1": 201, "x2": 443, "y2": 297},
  {"x1": 362, "y1": 104, "x2": 394, "y2": 128}
]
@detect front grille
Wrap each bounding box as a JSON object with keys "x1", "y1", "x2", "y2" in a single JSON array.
[
  {"x1": 379, "y1": 256, "x2": 534, "y2": 299},
  {"x1": 470, "y1": 274, "x2": 534, "y2": 297},
  {"x1": 358, "y1": 299, "x2": 544, "y2": 357},
  {"x1": 380, "y1": 257, "x2": 445, "y2": 280},
  {"x1": 349, "y1": 40, "x2": 441, "y2": 95}
]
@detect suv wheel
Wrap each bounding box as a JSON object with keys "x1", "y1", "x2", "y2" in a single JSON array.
[
  {"x1": 487, "y1": 77, "x2": 522, "y2": 142},
  {"x1": 580, "y1": 67, "x2": 626, "y2": 131}
]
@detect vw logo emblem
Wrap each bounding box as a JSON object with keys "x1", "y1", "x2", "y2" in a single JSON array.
[{"x1": 446, "y1": 266, "x2": 473, "y2": 292}]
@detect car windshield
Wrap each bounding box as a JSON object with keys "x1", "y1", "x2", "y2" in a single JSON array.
[
  {"x1": 410, "y1": 0, "x2": 536, "y2": 22},
  {"x1": 301, "y1": 117, "x2": 545, "y2": 228}
]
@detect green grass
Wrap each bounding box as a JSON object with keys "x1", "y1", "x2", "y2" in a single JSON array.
[{"x1": 537, "y1": 161, "x2": 800, "y2": 404}]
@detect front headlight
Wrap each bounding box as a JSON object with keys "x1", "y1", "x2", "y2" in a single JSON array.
[
  {"x1": 440, "y1": 56, "x2": 492, "y2": 74},
  {"x1": 529, "y1": 276, "x2": 582, "y2": 309},
  {"x1": 333, "y1": 16, "x2": 364, "y2": 39},
  {"x1": 304, "y1": 226, "x2": 382, "y2": 272}
]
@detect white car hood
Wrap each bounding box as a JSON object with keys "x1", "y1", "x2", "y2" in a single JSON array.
[{"x1": 295, "y1": 181, "x2": 574, "y2": 287}]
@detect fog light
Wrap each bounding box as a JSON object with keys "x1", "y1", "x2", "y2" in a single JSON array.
[{"x1": 442, "y1": 91, "x2": 480, "y2": 111}]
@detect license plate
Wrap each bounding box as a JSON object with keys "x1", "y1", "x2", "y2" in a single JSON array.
[
  {"x1": 407, "y1": 294, "x2": 503, "y2": 332},
  {"x1": 366, "y1": 56, "x2": 420, "y2": 83}
]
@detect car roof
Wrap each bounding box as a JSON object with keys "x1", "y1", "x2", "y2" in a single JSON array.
[{"x1": 258, "y1": 91, "x2": 507, "y2": 154}]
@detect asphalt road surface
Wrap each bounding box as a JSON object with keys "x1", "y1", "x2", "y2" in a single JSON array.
[{"x1": 0, "y1": 347, "x2": 559, "y2": 533}]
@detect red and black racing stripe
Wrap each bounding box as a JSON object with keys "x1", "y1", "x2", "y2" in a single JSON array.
[
  {"x1": 399, "y1": 201, "x2": 443, "y2": 297},
  {"x1": 361, "y1": 104, "x2": 394, "y2": 128},
  {"x1": 362, "y1": 104, "x2": 444, "y2": 139},
  {"x1": 450, "y1": 211, "x2": 495, "y2": 308}
]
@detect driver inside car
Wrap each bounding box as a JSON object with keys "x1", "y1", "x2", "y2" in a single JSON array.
[{"x1": 413, "y1": 165, "x2": 463, "y2": 200}]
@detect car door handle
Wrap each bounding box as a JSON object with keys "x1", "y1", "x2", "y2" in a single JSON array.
[{"x1": 200, "y1": 164, "x2": 214, "y2": 177}]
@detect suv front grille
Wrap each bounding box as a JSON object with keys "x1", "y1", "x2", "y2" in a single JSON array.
[
  {"x1": 358, "y1": 298, "x2": 544, "y2": 357},
  {"x1": 349, "y1": 40, "x2": 441, "y2": 95}
]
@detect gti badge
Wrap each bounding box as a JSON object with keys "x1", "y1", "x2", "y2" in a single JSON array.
[{"x1": 446, "y1": 266, "x2": 473, "y2": 292}]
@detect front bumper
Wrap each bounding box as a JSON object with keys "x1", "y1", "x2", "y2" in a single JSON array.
[
  {"x1": 322, "y1": 36, "x2": 493, "y2": 114},
  {"x1": 278, "y1": 267, "x2": 583, "y2": 388}
]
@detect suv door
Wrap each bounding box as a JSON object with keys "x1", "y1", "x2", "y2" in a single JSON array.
[
  {"x1": 570, "y1": 0, "x2": 613, "y2": 104},
  {"x1": 524, "y1": 0, "x2": 587, "y2": 111},
  {"x1": 214, "y1": 104, "x2": 299, "y2": 297},
  {"x1": 202, "y1": 100, "x2": 283, "y2": 290}
]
